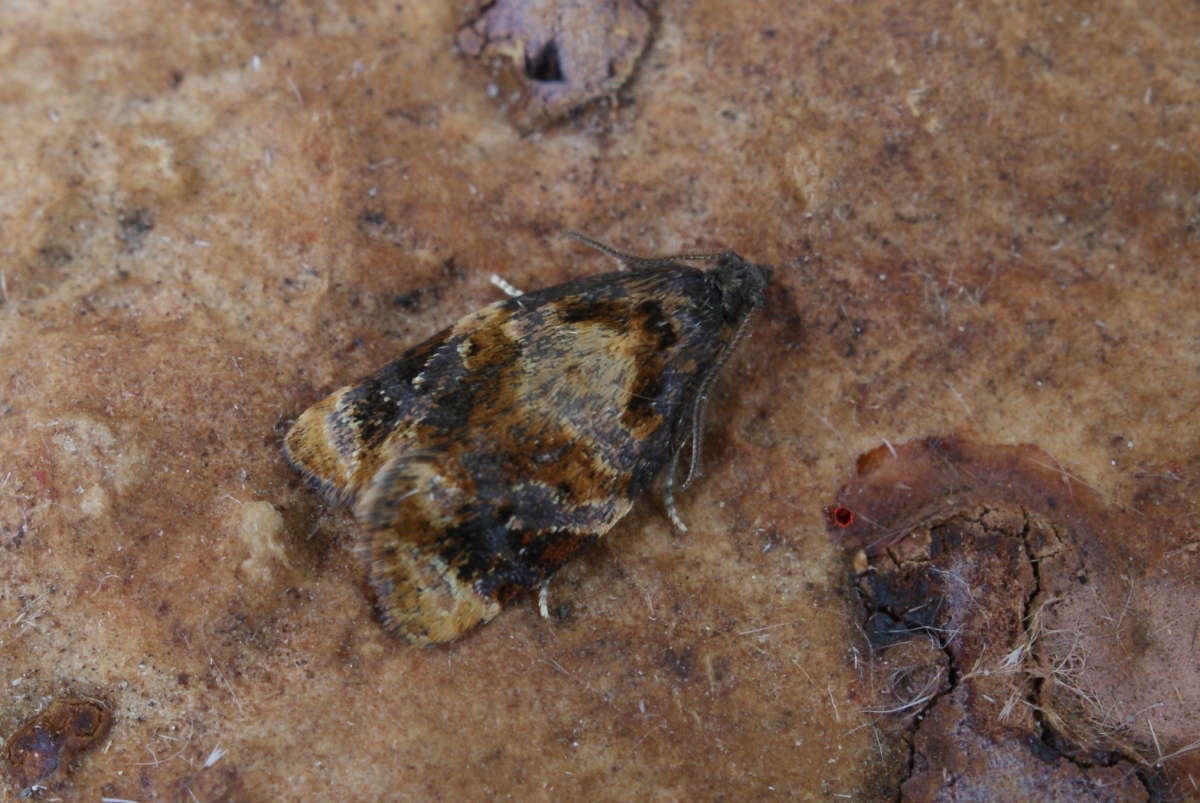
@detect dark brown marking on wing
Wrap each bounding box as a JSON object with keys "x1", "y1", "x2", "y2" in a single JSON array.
[
  {"x1": 420, "y1": 321, "x2": 523, "y2": 438},
  {"x1": 339, "y1": 333, "x2": 449, "y2": 450},
  {"x1": 283, "y1": 329, "x2": 454, "y2": 502},
  {"x1": 557, "y1": 297, "x2": 628, "y2": 329},
  {"x1": 434, "y1": 507, "x2": 600, "y2": 601},
  {"x1": 620, "y1": 298, "x2": 684, "y2": 436},
  {"x1": 500, "y1": 422, "x2": 622, "y2": 506}
]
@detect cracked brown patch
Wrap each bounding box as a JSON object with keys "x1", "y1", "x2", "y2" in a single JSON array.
[
  {"x1": 456, "y1": 0, "x2": 654, "y2": 132},
  {"x1": 3, "y1": 697, "x2": 111, "y2": 793},
  {"x1": 832, "y1": 436, "x2": 1200, "y2": 801}
]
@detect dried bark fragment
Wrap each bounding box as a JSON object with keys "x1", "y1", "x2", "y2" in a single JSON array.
[
  {"x1": 832, "y1": 436, "x2": 1199, "y2": 800},
  {"x1": 457, "y1": 0, "x2": 654, "y2": 131},
  {"x1": 4, "y1": 697, "x2": 112, "y2": 792}
]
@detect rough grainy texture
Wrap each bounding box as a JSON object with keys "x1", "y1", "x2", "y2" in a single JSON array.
[{"x1": 0, "y1": 0, "x2": 1196, "y2": 800}]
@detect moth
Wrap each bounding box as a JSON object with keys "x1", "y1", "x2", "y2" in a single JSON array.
[{"x1": 284, "y1": 235, "x2": 772, "y2": 644}]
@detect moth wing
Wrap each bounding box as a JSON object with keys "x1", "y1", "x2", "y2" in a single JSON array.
[
  {"x1": 292, "y1": 265, "x2": 732, "y2": 644},
  {"x1": 354, "y1": 445, "x2": 504, "y2": 644},
  {"x1": 283, "y1": 383, "x2": 408, "y2": 505},
  {"x1": 283, "y1": 327, "x2": 456, "y2": 505},
  {"x1": 355, "y1": 429, "x2": 615, "y2": 645},
  {"x1": 284, "y1": 266, "x2": 703, "y2": 506}
]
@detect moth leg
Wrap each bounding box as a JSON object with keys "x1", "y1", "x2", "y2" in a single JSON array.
[
  {"x1": 681, "y1": 392, "x2": 707, "y2": 490},
  {"x1": 537, "y1": 580, "x2": 552, "y2": 620},
  {"x1": 662, "y1": 446, "x2": 689, "y2": 532},
  {"x1": 489, "y1": 273, "x2": 524, "y2": 298}
]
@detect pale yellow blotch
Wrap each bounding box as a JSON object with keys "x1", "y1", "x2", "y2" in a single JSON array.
[
  {"x1": 784, "y1": 142, "x2": 829, "y2": 213},
  {"x1": 43, "y1": 414, "x2": 150, "y2": 493},
  {"x1": 905, "y1": 85, "x2": 943, "y2": 134},
  {"x1": 79, "y1": 485, "x2": 109, "y2": 517},
  {"x1": 235, "y1": 500, "x2": 292, "y2": 582}
]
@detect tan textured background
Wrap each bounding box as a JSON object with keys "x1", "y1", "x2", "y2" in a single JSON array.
[{"x1": 1, "y1": 0, "x2": 1197, "y2": 800}]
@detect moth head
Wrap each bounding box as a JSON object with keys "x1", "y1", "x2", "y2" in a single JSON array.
[{"x1": 712, "y1": 253, "x2": 773, "y2": 321}]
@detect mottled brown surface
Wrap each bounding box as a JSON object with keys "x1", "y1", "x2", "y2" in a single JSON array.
[{"x1": 0, "y1": 0, "x2": 1197, "y2": 800}]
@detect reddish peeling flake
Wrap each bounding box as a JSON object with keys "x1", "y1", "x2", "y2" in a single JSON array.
[{"x1": 3, "y1": 698, "x2": 112, "y2": 790}]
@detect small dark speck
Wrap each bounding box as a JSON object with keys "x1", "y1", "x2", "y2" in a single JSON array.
[
  {"x1": 359, "y1": 210, "x2": 387, "y2": 226},
  {"x1": 762, "y1": 28, "x2": 778, "y2": 38},
  {"x1": 662, "y1": 647, "x2": 694, "y2": 679},
  {"x1": 551, "y1": 601, "x2": 573, "y2": 623},
  {"x1": 118, "y1": 208, "x2": 155, "y2": 252},
  {"x1": 1024, "y1": 733, "x2": 1060, "y2": 765},
  {"x1": 393, "y1": 287, "x2": 427, "y2": 310},
  {"x1": 39, "y1": 245, "x2": 72, "y2": 266}
]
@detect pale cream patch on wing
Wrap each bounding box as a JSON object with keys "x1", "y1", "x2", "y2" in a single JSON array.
[
  {"x1": 283, "y1": 388, "x2": 360, "y2": 500},
  {"x1": 369, "y1": 541, "x2": 502, "y2": 645}
]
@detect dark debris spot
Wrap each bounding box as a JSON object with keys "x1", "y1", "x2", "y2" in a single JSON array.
[
  {"x1": 456, "y1": 0, "x2": 653, "y2": 132},
  {"x1": 662, "y1": 646, "x2": 694, "y2": 679},
  {"x1": 394, "y1": 285, "x2": 442, "y2": 312},
  {"x1": 118, "y1": 208, "x2": 155, "y2": 252},
  {"x1": 525, "y1": 39, "x2": 565, "y2": 83},
  {"x1": 3, "y1": 698, "x2": 112, "y2": 790},
  {"x1": 38, "y1": 245, "x2": 73, "y2": 267}
]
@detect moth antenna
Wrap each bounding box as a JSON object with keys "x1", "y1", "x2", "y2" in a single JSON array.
[
  {"x1": 566, "y1": 232, "x2": 731, "y2": 268},
  {"x1": 680, "y1": 308, "x2": 760, "y2": 489}
]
